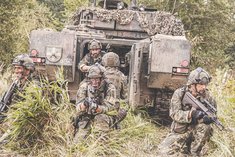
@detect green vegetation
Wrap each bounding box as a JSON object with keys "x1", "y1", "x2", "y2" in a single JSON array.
[
  {"x1": 0, "y1": 0, "x2": 234, "y2": 156},
  {"x1": 0, "y1": 68, "x2": 234, "y2": 156},
  {"x1": 0, "y1": 0, "x2": 234, "y2": 69},
  {"x1": 137, "y1": 0, "x2": 235, "y2": 70}
]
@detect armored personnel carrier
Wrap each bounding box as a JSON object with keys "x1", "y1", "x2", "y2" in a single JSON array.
[{"x1": 29, "y1": 0, "x2": 191, "y2": 111}]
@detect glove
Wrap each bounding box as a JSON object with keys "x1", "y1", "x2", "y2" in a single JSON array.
[
  {"x1": 202, "y1": 115, "x2": 213, "y2": 125},
  {"x1": 191, "y1": 110, "x2": 205, "y2": 124}
]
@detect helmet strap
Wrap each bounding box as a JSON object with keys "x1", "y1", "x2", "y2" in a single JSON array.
[
  {"x1": 189, "y1": 84, "x2": 199, "y2": 97},
  {"x1": 194, "y1": 84, "x2": 199, "y2": 95}
]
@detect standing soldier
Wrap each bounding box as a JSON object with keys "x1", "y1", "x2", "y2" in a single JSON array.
[
  {"x1": 78, "y1": 39, "x2": 105, "y2": 73},
  {"x1": 158, "y1": 67, "x2": 216, "y2": 156},
  {"x1": 74, "y1": 63, "x2": 119, "y2": 142}
]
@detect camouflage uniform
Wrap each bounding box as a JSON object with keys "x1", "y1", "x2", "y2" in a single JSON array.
[
  {"x1": 101, "y1": 52, "x2": 128, "y2": 129},
  {"x1": 104, "y1": 67, "x2": 127, "y2": 99},
  {"x1": 0, "y1": 54, "x2": 36, "y2": 114},
  {"x1": 158, "y1": 67, "x2": 216, "y2": 157},
  {"x1": 101, "y1": 52, "x2": 128, "y2": 99},
  {"x1": 74, "y1": 65, "x2": 118, "y2": 142},
  {"x1": 78, "y1": 39, "x2": 105, "y2": 87},
  {"x1": 0, "y1": 54, "x2": 36, "y2": 141},
  {"x1": 78, "y1": 51, "x2": 106, "y2": 71},
  {"x1": 78, "y1": 39, "x2": 105, "y2": 71}
]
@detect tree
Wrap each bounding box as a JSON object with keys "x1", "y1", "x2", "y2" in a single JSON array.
[
  {"x1": 138, "y1": 0, "x2": 235, "y2": 70},
  {"x1": 37, "y1": 0, "x2": 66, "y2": 30},
  {"x1": 0, "y1": 0, "x2": 58, "y2": 66},
  {"x1": 0, "y1": 0, "x2": 23, "y2": 64},
  {"x1": 64, "y1": 0, "x2": 89, "y2": 18}
]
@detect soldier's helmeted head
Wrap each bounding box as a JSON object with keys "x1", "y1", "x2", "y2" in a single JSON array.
[
  {"x1": 87, "y1": 63, "x2": 105, "y2": 89},
  {"x1": 12, "y1": 54, "x2": 35, "y2": 79},
  {"x1": 187, "y1": 67, "x2": 211, "y2": 86},
  {"x1": 88, "y1": 39, "x2": 102, "y2": 58},
  {"x1": 187, "y1": 67, "x2": 211, "y2": 95},
  {"x1": 101, "y1": 52, "x2": 120, "y2": 67}
]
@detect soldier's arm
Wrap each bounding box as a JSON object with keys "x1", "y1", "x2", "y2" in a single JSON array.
[
  {"x1": 78, "y1": 55, "x2": 90, "y2": 72},
  {"x1": 76, "y1": 83, "x2": 87, "y2": 111},
  {"x1": 169, "y1": 89, "x2": 192, "y2": 123},
  {"x1": 99, "y1": 84, "x2": 118, "y2": 115}
]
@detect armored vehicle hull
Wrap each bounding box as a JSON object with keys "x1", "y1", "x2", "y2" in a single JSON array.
[{"x1": 29, "y1": 0, "x2": 191, "y2": 111}]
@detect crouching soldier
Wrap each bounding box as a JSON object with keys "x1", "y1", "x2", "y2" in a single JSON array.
[
  {"x1": 101, "y1": 52, "x2": 128, "y2": 129},
  {"x1": 0, "y1": 54, "x2": 36, "y2": 142},
  {"x1": 158, "y1": 67, "x2": 217, "y2": 157},
  {"x1": 0, "y1": 54, "x2": 35, "y2": 122},
  {"x1": 73, "y1": 64, "x2": 125, "y2": 142}
]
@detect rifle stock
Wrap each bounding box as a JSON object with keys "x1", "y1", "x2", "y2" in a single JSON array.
[{"x1": 182, "y1": 91, "x2": 224, "y2": 130}]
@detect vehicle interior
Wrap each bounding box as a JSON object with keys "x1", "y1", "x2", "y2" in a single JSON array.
[{"x1": 78, "y1": 40, "x2": 133, "y2": 82}]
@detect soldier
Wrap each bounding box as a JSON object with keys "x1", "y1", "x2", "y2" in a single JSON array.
[
  {"x1": 74, "y1": 63, "x2": 119, "y2": 142},
  {"x1": 158, "y1": 67, "x2": 215, "y2": 157},
  {"x1": 0, "y1": 54, "x2": 35, "y2": 141},
  {"x1": 0, "y1": 54, "x2": 35, "y2": 117},
  {"x1": 101, "y1": 52, "x2": 128, "y2": 99},
  {"x1": 78, "y1": 39, "x2": 105, "y2": 73},
  {"x1": 101, "y1": 52, "x2": 128, "y2": 129}
]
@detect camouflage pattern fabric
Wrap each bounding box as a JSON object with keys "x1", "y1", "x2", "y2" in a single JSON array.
[
  {"x1": 158, "y1": 87, "x2": 216, "y2": 156},
  {"x1": 76, "y1": 79, "x2": 117, "y2": 113},
  {"x1": 9, "y1": 76, "x2": 40, "y2": 105},
  {"x1": 103, "y1": 67, "x2": 128, "y2": 129},
  {"x1": 74, "y1": 80, "x2": 117, "y2": 142},
  {"x1": 0, "y1": 77, "x2": 41, "y2": 143},
  {"x1": 71, "y1": 7, "x2": 185, "y2": 36},
  {"x1": 78, "y1": 51, "x2": 106, "y2": 71},
  {"x1": 104, "y1": 67, "x2": 127, "y2": 99},
  {"x1": 73, "y1": 113, "x2": 113, "y2": 143},
  {"x1": 158, "y1": 123, "x2": 212, "y2": 157}
]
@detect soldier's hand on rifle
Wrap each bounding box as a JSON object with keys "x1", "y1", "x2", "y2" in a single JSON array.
[
  {"x1": 202, "y1": 115, "x2": 213, "y2": 125},
  {"x1": 89, "y1": 102, "x2": 98, "y2": 113},
  {"x1": 191, "y1": 110, "x2": 205, "y2": 124},
  {"x1": 76, "y1": 102, "x2": 88, "y2": 112}
]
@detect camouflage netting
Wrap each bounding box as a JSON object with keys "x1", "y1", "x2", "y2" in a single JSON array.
[{"x1": 70, "y1": 7, "x2": 185, "y2": 36}]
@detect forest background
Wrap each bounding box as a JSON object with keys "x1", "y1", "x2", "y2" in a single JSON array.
[{"x1": 0, "y1": 0, "x2": 235, "y2": 156}]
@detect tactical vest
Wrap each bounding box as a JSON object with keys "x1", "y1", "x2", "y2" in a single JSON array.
[
  {"x1": 87, "y1": 51, "x2": 106, "y2": 66},
  {"x1": 86, "y1": 80, "x2": 110, "y2": 105}
]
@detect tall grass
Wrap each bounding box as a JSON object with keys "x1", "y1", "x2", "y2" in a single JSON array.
[
  {"x1": 206, "y1": 68, "x2": 235, "y2": 157},
  {"x1": 0, "y1": 68, "x2": 234, "y2": 156}
]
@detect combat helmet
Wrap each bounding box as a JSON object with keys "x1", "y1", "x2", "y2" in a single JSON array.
[
  {"x1": 101, "y1": 52, "x2": 120, "y2": 67},
  {"x1": 187, "y1": 67, "x2": 211, "y2": 85},
  {"x1": 87, "y1": 63, "x2": 105, "y2": 78},
  {"x1": 88, "y1": 39, "x2": 102, "y2": 50},
  {"x1": 12, "y1": 54, "x2": 35, "y2": 72}
]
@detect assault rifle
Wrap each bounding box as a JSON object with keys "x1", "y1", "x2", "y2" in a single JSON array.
[
  {"x1": 84, "y1": 97, "x2": 99, "y2": 115},
  {"x1": 73, "y1": 97, "x2": 98, "y2": 136},
  {"x1": 0, "y1": 79, "x2": 19, "y2": 122},
  {"x1": 182, "y1": 91, "x2": 224, "y2": 130}
]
